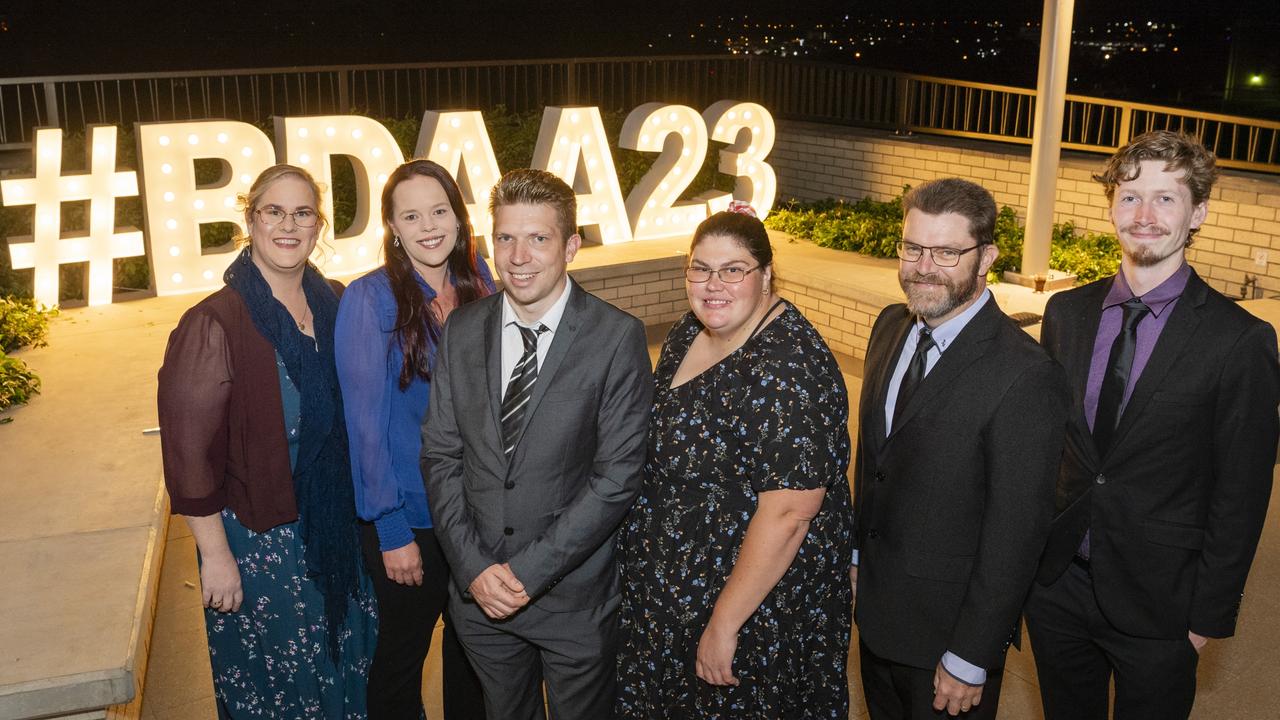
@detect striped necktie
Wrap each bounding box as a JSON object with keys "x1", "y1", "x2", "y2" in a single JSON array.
[{"x1": 500, "y1": 324, "x2": 547, "y2": 456}]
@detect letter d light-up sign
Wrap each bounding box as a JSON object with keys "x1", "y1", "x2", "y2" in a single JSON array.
[
  {"x1": 137, "y1": 121, "x2": 275, "y2": 296},
  {"x1": 275, "y1": 115, "x2": 406, "y2": 277},
  {"x1": 532, "y1": 107, "x2": 633, "y2": 245}
]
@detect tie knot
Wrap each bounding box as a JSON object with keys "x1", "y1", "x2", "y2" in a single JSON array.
[
  {"x1": 517, "y1": 324, "x2": 546, "y2": 352},
  {"x1": 1120, "y1": 297, "x2": 1150, "y2": 331},
  {"x1": 916, "y1": 326, "x2": 936, "y2": 352}
]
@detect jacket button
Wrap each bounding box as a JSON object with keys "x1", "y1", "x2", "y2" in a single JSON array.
[
  {"x1": 504, "y1": 481, "x2": 515, "y2": 489},
  {"x1": 1095, "y1": 474, "x2": 1106, "y2": 485},
  {"x1": 504, "y1": 527, "x2": 514, "y2": 536},
  {"x1": 868, "y1": 529, "x2": 879, "y2": 539},
  {"x1": 875, "y1": 472, "x2": 885, "y2": 482}
]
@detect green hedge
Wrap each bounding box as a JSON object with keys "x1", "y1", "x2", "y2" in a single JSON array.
[
  {"x1": 0, "y1": 108, "x2": 732, "y2": 301},
  {"x1": 0, "y1": 297, "x2": 55, "y2": 415},
  {"x1": 765, "y1": 192, "x2": 1120, "y2": 285}
]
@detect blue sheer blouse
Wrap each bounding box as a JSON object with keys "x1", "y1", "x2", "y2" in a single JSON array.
[{"x1": 335, "y1": 258, "x2": 495, "y2": 551}]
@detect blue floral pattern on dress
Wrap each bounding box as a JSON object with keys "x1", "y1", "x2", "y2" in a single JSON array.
[{"x1": 617, "y1": 303, "x2": 854, "y2": 718}]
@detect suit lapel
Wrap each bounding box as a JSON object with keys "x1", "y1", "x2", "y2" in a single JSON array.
[
  {"x1": 886, "y1": 298, "x2": 1001, "y2": 443},
  {"x1": 484, "y1": 297, "x2": 505, "y2": 446},
  {"x1": 1065, "y1": 281, "x2": 1108, "y2": 467},
  {"x1": 506, "y1": 280, "x2": 585, "y2": 457},
  {"x1": 1106, "y1": 272, "x2": 1207, "y2": 456},
  {"x1": 864, "y1": 307, "x2": 913, "y2": 451}
]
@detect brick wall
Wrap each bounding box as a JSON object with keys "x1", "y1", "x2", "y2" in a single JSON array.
[
  {"x1": 775, "y1": 276, "x2": 894, "y2": 360},
  {"x1": 570, "y1": 255, "x2": 688, "y2": 327},
  {"x1": 772, "y1": 121, "x2": 1280, "y2": 298}
]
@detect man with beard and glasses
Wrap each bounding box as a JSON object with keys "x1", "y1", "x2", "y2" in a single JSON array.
[
  {"x1": 851, "y1": 177, "x2": 1069, "y2": 719},
  {"x1": 1026, "y1": 131, "x2": 1279, "y2": 720}
]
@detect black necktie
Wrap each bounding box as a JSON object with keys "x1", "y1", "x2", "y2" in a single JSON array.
[
  {"x1": 501, "y1": 324, "x2": 547, "y2": 456},
  {"x1": 1092, "y1": 297, "x2": 1150, "y2": 455},
  {"x1": 893, "y1": 326, "x2": 935, "y2": 429}
]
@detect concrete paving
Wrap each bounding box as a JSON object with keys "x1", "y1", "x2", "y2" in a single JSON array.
[{"x1": 2, "y1": 235, "x2": 1278, "y2": 719}]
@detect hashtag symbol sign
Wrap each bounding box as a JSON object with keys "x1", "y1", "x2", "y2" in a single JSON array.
[{"x1": 0, "y1": 126, "x2": 144, "y2": 307}]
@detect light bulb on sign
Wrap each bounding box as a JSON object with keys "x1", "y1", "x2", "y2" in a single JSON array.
[
  {"x1": 275, "y1": 114, "x2": 405, "y2": 277},
  {"x1": 618, "y1": 103, "x2": 710, "y2": 241},
  {"x1": 700, "y1": 100, "x2": 777, "y2": 217},
  {"x1": 415, "y1": 110, "x2": 504, "y2": 256},
  {"x1": 532, "y1": 106, "x2": 632, "y2": 245},
  {"x1": 138, "y1": 120, "x2": 273, "y2": 296}
]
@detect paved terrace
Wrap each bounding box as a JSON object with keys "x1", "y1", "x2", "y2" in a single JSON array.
[{"x1": 2, "y1": 234, "x2": 1279, "y2": 719}]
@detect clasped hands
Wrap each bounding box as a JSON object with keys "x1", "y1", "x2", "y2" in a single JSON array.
[{"x1": 470, "y1": 562, "x2": 530, "y2": 619}]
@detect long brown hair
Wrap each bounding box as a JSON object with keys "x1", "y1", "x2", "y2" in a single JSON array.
[{"x1": 382, "y1": 159, "x2": 490, "y2": 389}]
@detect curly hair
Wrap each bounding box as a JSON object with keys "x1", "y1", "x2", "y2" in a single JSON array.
[{"x1": 1093, "y1": 131, "x2": 1218, "y2": 206}]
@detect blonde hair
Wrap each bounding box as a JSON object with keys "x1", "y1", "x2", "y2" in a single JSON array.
[{"x1": 235, "y1": 164, "x2": 329, "y2": 246}]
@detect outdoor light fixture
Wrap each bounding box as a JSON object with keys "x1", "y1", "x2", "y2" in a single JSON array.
[
  {"x1": 1, "y1": 127, "x2": 145, "y2": 307},
  {"x1": 137, "y1": 120, "x2": 274, "y2": 296},
  {"x1": 1249, "y1": 74, "x2": 1264, "y2": 86},
  {"x1": 3, "y1": 101, "x2": 778, "y2": 305},
  {"x1": 416, "y1": 111, "x2": 503, "y2": 256}
]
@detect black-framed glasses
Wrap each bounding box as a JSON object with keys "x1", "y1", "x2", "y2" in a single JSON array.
[
  {"x1": 896, "y1": 240, "x2": 982, "y2": 267},
  {"x1": 685, "y1": 265, "x2": 762, "y2": 284},
  {"x1": 256, "y1": 206, "x2": 319, "y2": 228}
]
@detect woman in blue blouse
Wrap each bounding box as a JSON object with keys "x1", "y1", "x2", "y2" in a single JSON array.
[{"x1": 336, "y1": 159, "x2": 493, "y2": 719}]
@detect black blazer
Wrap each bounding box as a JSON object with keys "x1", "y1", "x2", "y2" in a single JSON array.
[
  {"x1": 853, "y1": 297, "x2": 1070, "y2": 672},
  {"x1": 1037, "y1": 269, "x2": 1279, "y2": 639}
]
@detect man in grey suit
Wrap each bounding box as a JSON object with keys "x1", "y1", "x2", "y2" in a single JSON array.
[{"x1": 422, "y1": 168, "x2": 653, "y2": 719}]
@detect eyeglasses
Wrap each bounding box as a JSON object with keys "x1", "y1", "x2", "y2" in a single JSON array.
[
  {"x1": 895, "y1": 240, "x2": 983, "y2": 267},
  {"x1": 685, "y1": 265, "x2": 762, "y2": 284},
  {"x1": 256, "y1": 206, "x2": 319, "y2": 228}
]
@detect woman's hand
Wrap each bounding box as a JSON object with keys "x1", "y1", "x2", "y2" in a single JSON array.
[
  {"x1": 200, "y1": 551, "x2": 243, "y2": 613},
  {"x1": 696, "y1": 620, "x2": 741, "y2": 687},
  {"x1": 383, "y1": 542, "x2": 425, "y2": 586}
]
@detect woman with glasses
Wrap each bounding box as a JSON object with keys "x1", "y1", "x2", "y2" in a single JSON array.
[
  {"x1": 616, "y1": 204, "x2": 854, "y2": 718},
  {"x1": 335, "y1": 159, "x2": 491, "y2": 719},
  {"x1": 158, "y1": 164, "x2": 377, "y2": 718}
]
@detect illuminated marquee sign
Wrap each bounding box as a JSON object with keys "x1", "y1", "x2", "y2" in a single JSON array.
[{"x1": 0, "y1": 101, "x2": 777, "y2": 306}]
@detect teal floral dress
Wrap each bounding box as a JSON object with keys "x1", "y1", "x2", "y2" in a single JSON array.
[
  {"x1": 203, "y1": 352, "x2": 378, "y2": 719},
  {"x1": 617, "y1": 303, "x2": 854, "y2": 718}
]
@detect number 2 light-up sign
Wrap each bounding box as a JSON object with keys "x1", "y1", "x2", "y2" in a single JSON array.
[{"x1": 0, "y1": 100, "x2": 776, "y2": 306}]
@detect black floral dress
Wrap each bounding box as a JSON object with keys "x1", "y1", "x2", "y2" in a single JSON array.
[{"x1": 617, "y1": 303, "x2": 854, "y2": 719}]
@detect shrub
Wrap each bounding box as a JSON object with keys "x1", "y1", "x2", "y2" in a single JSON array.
[
  {"x1": 0, "y1": 350, "x2": 40, "y2": 415},
  {"x1": 766, "y1": 193, "x2": 1121, "y2": 285},
  {"x1": 0, "y1": 297, "x2": 57, "y2": 353}
]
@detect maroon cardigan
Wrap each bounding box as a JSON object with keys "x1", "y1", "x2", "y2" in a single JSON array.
[{"x1": 158, "y1": 286, "x2": 298, "y2": 531}]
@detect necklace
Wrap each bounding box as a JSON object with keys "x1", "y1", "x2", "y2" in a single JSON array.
[{"x1": 296, "y1": 304, "x2": 311, "y2": 332}]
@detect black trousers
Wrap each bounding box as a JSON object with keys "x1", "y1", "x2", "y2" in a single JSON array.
[
  {"x1": 858, "y1": 641, "x2": 1004, "y2": 720},
  {"x1": 1024, "y1": 561, "x2": 1199, "y2": 720},
  {"x1": 361, "y1": 524, "x2": 486, "y2": 720}
]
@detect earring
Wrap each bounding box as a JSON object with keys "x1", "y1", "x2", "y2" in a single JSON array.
[{"x1": 393, "y1": 235, "x2": 401, "y2": 248}]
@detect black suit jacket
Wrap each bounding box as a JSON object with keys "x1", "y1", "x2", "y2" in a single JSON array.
[
  {"x1": 854, "y1": 297, "x2": 1070, "y2": 672},
  {"x1": 1037, "y1": 269, "x2": 1279, "y2": 639}
]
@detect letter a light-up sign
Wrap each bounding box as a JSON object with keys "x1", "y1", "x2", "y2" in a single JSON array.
[
  {"x1": 532, "y1": 107, "x2": 632, "y2": 245},
  {"x1": 137, "y1": 121, "x2": 273, "y2": 296},
  {"x1": 275, "y1": 115, "x2": 406, "y2": 276},
  {"x1": 620, "y1": 103, "x2": 711, "y2": 240},
  {"x1": 416, "y1": 111, "x2": 503, "y2": 256}
]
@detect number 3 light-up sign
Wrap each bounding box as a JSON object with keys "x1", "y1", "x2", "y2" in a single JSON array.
[{"x1": 0, "y1": 100, "x2": 777, "y2": 305}]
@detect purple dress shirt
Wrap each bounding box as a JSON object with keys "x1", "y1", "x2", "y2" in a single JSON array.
[{"x1": 1084, "y1": 263, "x2": 1191, "y2": 431}]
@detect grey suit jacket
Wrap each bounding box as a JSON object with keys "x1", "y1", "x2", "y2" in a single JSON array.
[{"x1": 422, "y1": 280, "x2": 653, "y2": 612}]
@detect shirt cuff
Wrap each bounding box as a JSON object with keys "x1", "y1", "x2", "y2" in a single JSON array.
[
  {"x1": 373, "y1": 510, "x2": 415, "y2": 552},
  {"x1": 941, "y1": 652, "x2": 987, "y2": 686},
  {"x1": 851, "y1": 548, "x2": 859, "y2": 566}
]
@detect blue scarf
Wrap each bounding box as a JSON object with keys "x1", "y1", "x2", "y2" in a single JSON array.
[{"x1": 224, "y1": 248, "x2": 360, "y2": 661}]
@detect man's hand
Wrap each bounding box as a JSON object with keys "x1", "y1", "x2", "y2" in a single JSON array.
[
  {"x1": 696, "y1": 620, "x2": 741, "y2": 687},
  {"x1": 849, "y1": 564, "x2": 858, "y2": 600},
  {"x1": 382, "y1": 542, "x2": 424, "y2": 586},
  {"x1": 468, "y1": 563, "x2": 529, "y2": 620},
  {"x1": 1189, "y1": 630, "x2": 1209, "y2": 653},
  {"x1": 933, "y1": 661, "x2": 983, "y2": 716}
]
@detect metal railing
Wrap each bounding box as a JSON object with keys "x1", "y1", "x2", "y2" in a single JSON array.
[{"x1": 1, "y1": 56, "x2": 1276, "y2": 174}]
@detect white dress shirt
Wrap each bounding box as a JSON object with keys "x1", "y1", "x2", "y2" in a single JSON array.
[{"x1": 499, "y1": 279, "x2": 573, "y2": 399}]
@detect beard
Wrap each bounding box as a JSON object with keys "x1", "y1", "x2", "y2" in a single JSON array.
[
  {"x1": 900, "y1": 267, "x2": 981, "y2": 322},
  {"x1": 1119, "y1": 223, "x2": 1187, "y2": 267}
]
